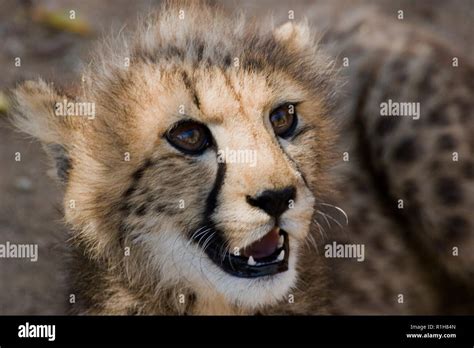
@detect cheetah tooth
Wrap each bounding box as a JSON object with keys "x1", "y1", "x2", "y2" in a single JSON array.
[
  {"x1": 277, "y1": 250, "x2": 285, "y2": 261},
  {"x1": 248, "y1": 256, "x2": 256, "y2": 266},
  {"x1": 278, "y1": 235, "x2": 284, "y2": 248}
]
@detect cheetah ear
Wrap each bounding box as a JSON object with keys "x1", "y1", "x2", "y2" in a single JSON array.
[
  {"x1": 273, "y1": 20, "x2": 312, "y2": 50},
  {"x1": 9, "y1": 80, "x2": 75, "y2": 183}
]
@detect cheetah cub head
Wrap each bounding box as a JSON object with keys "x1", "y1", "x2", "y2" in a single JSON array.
[{"x1": 10, "y1": 2, "x2": 337, "y2": 311}]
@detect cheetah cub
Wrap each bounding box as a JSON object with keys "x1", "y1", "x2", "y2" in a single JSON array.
[{"x1": 10, "y1": 1, "x2": 338, "y2": 314}]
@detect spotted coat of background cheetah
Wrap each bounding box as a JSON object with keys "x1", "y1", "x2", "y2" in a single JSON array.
[
  {"x1": 8, "y1": 1, "x2": 474, "y2": 314},
  {"x1": 311, "y1": 5, "x2": 474, "y2": 314}
]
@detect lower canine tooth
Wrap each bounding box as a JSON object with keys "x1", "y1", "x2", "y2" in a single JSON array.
[
  {"x1": 278, "y1": 235, "x2": 284, "y2": 248},
  {"x1": 277, "y1": 250, "x2": 285, "y2": 261},
  {"x1": 248, "y1": 256, "x2": 256, "y2": 266}
]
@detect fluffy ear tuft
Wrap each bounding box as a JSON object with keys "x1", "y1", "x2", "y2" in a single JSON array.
[
  {"x1": 9, "y1": 80, "x2": 75, "y2": 182},
  {"x1": 9, "y1": 79, "x2": 73, "y2": 145},
  {"x1": 273, "y1": 20, "x2": 312, "y2": 50}
]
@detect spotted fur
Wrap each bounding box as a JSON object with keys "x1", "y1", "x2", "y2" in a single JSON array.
[
  {"x1": 9, "y1": 1, "x2": 474, "y2": 314},
  {"x1": 10, "y1": 0, "x2": 337, "y2": 314},
  {"x1": 313, "y1": 6, "x2": 474, "y2": 313}
]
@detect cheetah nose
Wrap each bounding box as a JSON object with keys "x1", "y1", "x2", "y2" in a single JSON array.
[{"x1": 246, "y1": 186, "x2": 296, "y2": 218}]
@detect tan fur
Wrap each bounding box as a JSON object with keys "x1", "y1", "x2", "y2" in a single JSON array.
[{"x1": 10, "y1": 1, "x2": 336, "y2": 315}]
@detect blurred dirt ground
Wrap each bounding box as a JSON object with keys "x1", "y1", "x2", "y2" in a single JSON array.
[{"x1": 0, "y1": 0, "x2": 472, "y2": 314}]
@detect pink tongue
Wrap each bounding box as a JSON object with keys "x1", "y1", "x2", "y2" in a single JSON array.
[{"x1": 243, "y1": 228, "x2": 279, "y2": 259}]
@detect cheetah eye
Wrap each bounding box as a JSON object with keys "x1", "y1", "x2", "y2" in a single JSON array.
[
  {"x1": 166, "y1": 120, "x2": 211, "y2": 154},
  {"x1": 269, "y1": 103, "x2": 298, "y2": 138}
]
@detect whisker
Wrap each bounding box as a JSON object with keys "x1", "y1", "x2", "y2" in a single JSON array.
[
  {"x1": 317, "y1": 202, "x2": 349, "y2": 225},
  {"x1": 201, "y1": 231, "x2": 216, "y2": 253},
  {"x1": 186, "y1": 226, "x2": 208, "y2": 247},
  {"x1": 304, "y1": 232, "x2": 319, "y2": 255},
  {"x1": 317, "y1": 210, "x2": 332, "y2": 229},
  {"x1": 313, "y1": 219, "x2": 327, "y2": 240},
  {"x1": 196, "y1": 228, "x2": 212, "y2": 248},
  {"x1": 318, "y1": 210, "x2": 343, "y2": 230},
  {"x1": 219, "y1": 239, "x2": 233, "y2": 264}
]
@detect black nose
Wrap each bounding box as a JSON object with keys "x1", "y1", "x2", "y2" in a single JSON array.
[{"x1": 246, "y1": 186, "x2": 296, "y2": 218}]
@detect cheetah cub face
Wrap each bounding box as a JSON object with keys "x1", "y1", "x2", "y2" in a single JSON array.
[{"x1": 11, "y1": 3, "x2": 337, "y2": 310}]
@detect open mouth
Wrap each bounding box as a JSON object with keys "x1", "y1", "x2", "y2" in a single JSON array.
[{"x1": 200, "y1": 226, "x2": 290, "y2": 278}]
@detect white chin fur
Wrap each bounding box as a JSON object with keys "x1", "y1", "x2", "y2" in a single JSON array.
[{"x1": 137, "y1": 223, "x2": 300, "y2": 309}]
